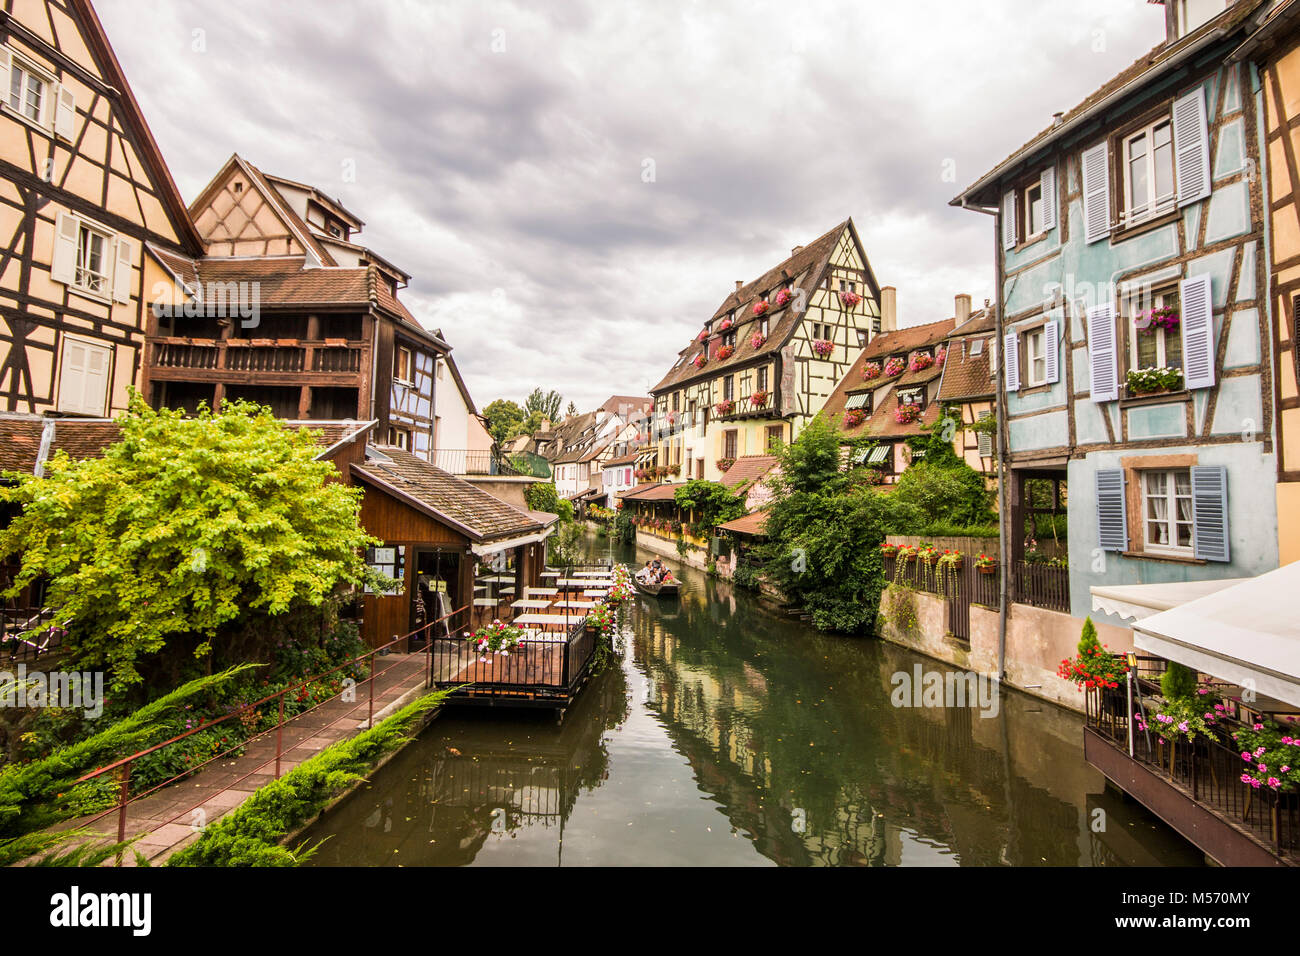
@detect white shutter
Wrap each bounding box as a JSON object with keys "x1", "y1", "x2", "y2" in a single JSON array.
[
  {"x1": 1190, "y1": 465, "x2": 1229, "y2": 562},
  {"x1": 977, "y1": 429, "x2": 993, "y2": 458},
  {"x1": 57, "y1": 339, "x2": 87, "y2": 413},
  {"x1": 51, "y1": 211, "x2": 78, "y2": 285},
  {"x1": 1173, "y1": 85, "x2": 1211, "y2": 207},
  {"x1": 1040, "y1": 164, "x2": 1057, "y2": 231},
  {"x1": 54, "y1": 83, "x2": 76, "y2": 140},
  {"x1": 1043, "y1": 318, "x2": 1060, "y2": 384},
  {"x1": 112, "y1": 237, "x2": 134, "y2": 304},
  {"x1": 1003, "y1": 332, "x2": 1020, "y2": 392},
  {"x1": 1001, "y1": 189, "x2": 1016, "y2": 250},
  {"x1": 1082, "y1": 141, "x2": 1111, "y2": 244},
  {"x1": 1095, "y1": 470, "x2": 1129, "y2": 552},
  {"x1": 82, "y1": 343, "x2": 109, "y2": 416},
  {"x1": 1086, "y1": 303, "x2": 1118, "y2": 401},
  {"x1": 0, "y1": 47, "x2": 11, "y2": 87},
  {"x1": 1180, "y1": 273, "x2": 1215, "y2": 389}
]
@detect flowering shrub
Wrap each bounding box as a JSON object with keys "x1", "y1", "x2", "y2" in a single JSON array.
[
  {"x1": 935, "y1": 346, "x2": 947, "y2": 364},
  {"x1": 908, "y1": 353, "x2": 934, "y2": 373},
  {"x1": 749, "y1": 390, "x2": 769, "y2": 408},
  {"x1": 692, "y1": 354, "x2": 707, "y2": 369},
  {"x1": 1127, "y1": 366, "x2": 1183, "y2": 394},
  {"x1": 607, "y1": 563, "x2": 634, "y2": 602},
  {"x1": 717, "y1": 344, "x2": 735, "y2": 360},
  {"x1": 882, "y1": 356, "x2": 905, "y2": 377},
  {"x1": 1232, "y1": 721, "x2": 1300, "y2": 792},
  {"x1": 750, "y1": 331, "x2": 766, "y2": 349},
  {"x1": 1140, "y1": 306, "x2": 1180, "y2": 335},
  {"x1": 466, "y1": 619, "x2": 525, "y2": 661},
  {"x1": 812, "y1": 339, "x2": 834, "y2": 358},
  {"x1": 1137, "y1": 691, "x2": 1221, "y2": 744},
  {"x1": 1057, "y1": 617, "x2": 1128, "y2": 690},
  {"x1": 752, "y1": 299, "x2": 769, "y2": 316},
  {"x1": 586, "y1": 600, "x2": 617, "y2": 636},
  {"x1": 863, "y1": 361, "x2": 882, "y2": 380},
  {"x1": 843, "y1": 408, "x2": 866, "y2": 428},
  {"x1": 894, "y1": 402, "x2": 920, "y2": 425},
  {"x1": 715, "y1": 398, "x2": 735, "y2": 415},
  {"x1": 716, "y1": 457, "x2": 735, "y2": 472},
  {"x1": 840, "y1": 291, "x2": 862, "y2": 308},
  {"x1": 775, "y1": 288, "x2": 794, "y2": 307}
]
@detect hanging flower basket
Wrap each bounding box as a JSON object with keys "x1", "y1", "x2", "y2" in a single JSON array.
[
  {"x1": 749, "y1": 390, "x2": 769, "y2": 408},
  {"x1": 715, "y1": 399, "x2": 735, "y2": 416},
  {"x1": 908, "y1": 353, "x2": 934, "y2": 373},
  {"x1": 775, "y1": 288, "x2": 794, "y2": 307},
  {"x1": 840, "y1": 291, "x2": 862, "y2": 308},
  {"x1": 750, "y1": 331, "x2": 767, "y2": 349},
  {"x1": 863, "y1": 361, "x2": 882, "y2": 380},
  {"x1": 843, "y1": 408, "x2": 866, "y2": 428},
  {"x1": 812, "y1": 339, "x2": 834, "y2": 358},
  {"x1": 752, "y1": 299, "x2": 769, "y2": 316},
  {"x1": 975, "y1": 553, "x2": 997, "y2": 573},
  {"x1": 894, "y1": 402, "x2": 921, "y2": 425},
  {"x1": 717, "y1": 344, "x2": 736, "y2": 360},
  {"x1": 896, "y1": 545, "x2": 918, "y2": 564},
  {"x1": 716, "y1": 457, "x2": 736, "y2": 473},
  {"x1": 882, "y1": 356, "x2": 906, "y2": 377},
  {"x1": 1140, "y1": 307, "x2": 1180, "y2": 336},
  {"x1": 880, "y1": 542, "x2": 898, "y2": 557},
  {"x1": 692, "y1": 354, "x2": 707, "y2": 369}
]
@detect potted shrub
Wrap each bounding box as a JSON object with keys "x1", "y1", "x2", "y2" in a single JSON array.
[
  {"x1": 1057, "y1": 618, "x2": 1129, "y2": 691},
  {"x1": 466, "y1": 620, "x2": 526, "y2": 661},
  {"x1": 1139, "y1": 306, "x2": 1180, "y2": 335},
  {"x1": 752, "y1": 299, "x2": 769, "y2": 316},
  {"x1": 881, "y1": 542, "x2": 898, "y2": 557},
  {"x1": 843, "y1": 408, "x2": 866, "y2": 428},
  {"x1": 863, "y1": 361, "x2": 882, "y2": 380},
  {"x1": 693, "y1": 354, "x2": 708, "y2": 369},
  {"x1": 840, "y1": 290, "x2": 862, "y2": 308},
  {"x1": 696, "y1": 329, "x2": 708, "y2": 342},
  {"x1": 717, "y1": 344, "x2": 736, "y2": 360},
  {"x1": 1126, "y1": 366, "x2": 1184, "y2": 395},
  {"x1": 812, "y1": 339, "x2": 834, "y2": 358},
  {"x1": 883, "y1": 356, "x2": 906, "y2": 377},
  {"x1": 1233, "y1": 721, "x2": 1300, "y2": 793},
  {"x1": 718, "y1": 317, "x2": 734, "y2": 332},
  {"x1": 750, "y1": 389, "x2": 769, "y2": 408},
  {"x1": 750, "y1": 331, "x2": 767, "y2": 349}
]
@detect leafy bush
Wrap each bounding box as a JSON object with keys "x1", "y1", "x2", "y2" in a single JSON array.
[
  {"x1": 524, "y1": 481, "x2": 572, "y2": 522},
  {"x1": 1160, "y1": 661, "x2": 1199, "y2": 702},
  {"x1": 890, "y1": 461, "x2": 994, "y2": 528},
  {"x1": 672, "y1": 480, "x2": 745, "y2": 534}
]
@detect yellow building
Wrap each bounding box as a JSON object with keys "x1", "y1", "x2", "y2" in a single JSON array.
[
  {"x1": 647, "y1": 219, "x2": 885, "y2": 485},
  {"x1": 0, "y1": 0, "x2": 203, "y2": 417}
]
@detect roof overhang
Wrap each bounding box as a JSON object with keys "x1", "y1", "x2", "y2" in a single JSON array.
[{"x1": 469, "y1": 524, "x2": 555, "y2": 558}]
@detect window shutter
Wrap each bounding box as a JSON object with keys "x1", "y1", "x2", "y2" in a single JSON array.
[
  {"x1": 1040, "y1": 164, "x2": 1057, "y2": 231},
  {"x1": 82, "y1": 343, "x2": 109, "y2": 416},
  {"x1": 0, "y1": 47, "x2": 11, "y2": 85},
  {"x1": 1043, "y1": 318, "x2": 1060, "y2": 384},
  {"x1": 58, "y1": 340, "x2": 88, "y2": 413},
  {"x1": 1082, "y1": 141, "x2": 1110, "y2": 244},
  {"x1": 112, "y1": 237, "x2": 134, "y2": 304},
  {"x1": 1095, "y1": 469, "x2": 1128, "y2": 552},
  {"x1": 1190, "y1": 465, "x2": 1229, "y2": 562},
  {"x1": 1001, "y1": 189, "x2": 1016, "y2": 250},
  {"x1": 51, "y1": 211, "x2": 78, "y2": 285},
  {"x1": 1180, "y1": 273, "x2": 1215, "y2": 390},
  {"x1": 54, "y1": 83, "x2": 76, "y2": 140},
  {"x1": 1086, "y1": 303, "x2": 1118, "y2": 402},
  {"x1": 977, "y1": 429, "x2": 993, "y2": 458},
  {"x1": 1003, "y1": 332, "x2": 1020, "y2": 392},
  {"x1": 1173, "y1": 85, "x2": 1211, "y2": 207}
]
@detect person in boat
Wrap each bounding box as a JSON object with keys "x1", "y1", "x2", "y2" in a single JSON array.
[{"x1": 635, "y1": 561, "x2": 655, "y2": 585}]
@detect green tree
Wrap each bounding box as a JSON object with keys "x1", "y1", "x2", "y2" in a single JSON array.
[
  {"x1": 889, "y1": 460, "x2": 994, "y2": 527},
  {"x1": 0, "y1": 396, "x2": 391, "y2": 689},
  {"x1": 483, "y1": 398, "x2": 526, "y2": 444},
  {"x1": 672, "y1": 480, "x2": 745, "y2": 533},
  {"x1": 525, "y1": 481, "x2": 573, "y2": 522},
  {"x1": 525, "y1": 388, "x2": 563, "y2": 424}
]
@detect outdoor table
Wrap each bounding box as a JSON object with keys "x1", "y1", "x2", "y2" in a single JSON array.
[
  {"x1": 570, "y1": 571, "x2": 609, "y2": 577},
  {"x1": 510, "y1": 599, "x2": 552, "y2": 609},
  {"x1": 553, "y1": 600, "x2": 594, "y2": 610},
  {"x1": 472, "y1": 599, "x2": 498, "y2": 608},
  {"x1": 582, "y1": 589, "x2": 607, "y2": 597},
  {"x1": 526, "y1": 587, "x2": 559, "y2": 596},
  {"x1": 512, "y1": 613, "x2": 568, "y2": 629},
  {"x1": 540, "y1": 571, "x2": 560, "y2": 578}
]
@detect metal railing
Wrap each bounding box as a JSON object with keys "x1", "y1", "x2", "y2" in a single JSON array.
[
  {"x1": 883, "y1": 554, "x2": 1069, "y2": 616},
  {"x1": 434, "y1": 449, "x2": 530, "y2": 477}
]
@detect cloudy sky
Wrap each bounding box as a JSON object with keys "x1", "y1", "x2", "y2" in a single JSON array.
[{"x1": 99, "y1": 0, "x2": 1170, "y2": 410}]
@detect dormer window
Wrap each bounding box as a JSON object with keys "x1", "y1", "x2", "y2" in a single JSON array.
[
  {"x1": 1173, "y1": 0, "x2": 1228, "y2": 39},
  {"x1": 897, "y1": 386, "x2": 924, "y2": 408}
]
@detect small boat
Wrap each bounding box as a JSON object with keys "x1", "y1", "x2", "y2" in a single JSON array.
[{"x1": 633, "y1": 575, "x2": 680, "y2": 597}]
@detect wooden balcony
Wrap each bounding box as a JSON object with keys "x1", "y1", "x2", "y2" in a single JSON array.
[{"x1": 146, "y1": 337, "x2": 369, "y2": 387}]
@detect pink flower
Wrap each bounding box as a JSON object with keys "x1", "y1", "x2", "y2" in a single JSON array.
[{"x1": 1269, "y1": 777, "x2": 1282, "y2": 789}]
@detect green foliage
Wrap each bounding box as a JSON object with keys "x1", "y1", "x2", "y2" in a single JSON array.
[
  {"x1": 890, "y1": 460, "x2": 995, "y2": 528},
  {"x1": 1234, "y1": 721, "x2": 1300, "y2": 793},
  {"x1": 1160, "y1": 661, "x2": 1199, "y2": 702},
  {"x1": 524, "y1": 388, "x2": 564, "y2": 423},
  {"x1": 878, "y1": 587, "x2": 920, "y2": 639},
  {"x1": 547, "y1": 521, "x2": 585, "y2": 567},
  {"x1": 0, "y1": 395, "x2": 390, "y2": 689},
  {"x1": 524, "y1": 481, "x2": 572, "y2": 521},
  {"x1": 915, "y1": 520, "x2": 1000, "y2": 539},
  {"x1": 612, "y1": 510, "x2": 637, "y2": 544},
  {"x1": 776, "y1": 413, "x2": 843, "y2": 494},
  {"x1": 672, "y1": 480, "x2": 745, "y2": 534},
  {"x1": 483, "y1": 399, "x2": 526, "y2": 444},
  {"x1": 166, "y1": 690, "x2": 449, "y2": 867},
  {"x1": 731, "y1": 554, "x2": 761, "y2": 592},
  {"x1": 905, "y1": 406, "x2": 965, "y2": 468},
  {"x1": 1057, "y1": 617, "x2": 1128, "y2": 690}
]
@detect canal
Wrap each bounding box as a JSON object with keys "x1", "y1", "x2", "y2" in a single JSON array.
[{"x1": 302, "y1": 532, "x2": 1204, "y2": 866}]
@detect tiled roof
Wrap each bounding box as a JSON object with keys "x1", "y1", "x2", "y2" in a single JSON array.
[
  {"x1": 602, "y1": 450, "x2": 642, "y2": 468},
  {"x1": 352, "y1": 446, "x2": 543, "y2": 542},
  {"x1": 717, "y1": 509, "x2": 768, "y2": 537},
  {"x1": 600, "y1": 395, "x2": 651, "y2": 416},
  {"x1": 719, "y1": 455, "x2": 779, "y2": 490},
  {"x1": 860, "y1": 319, "x2": 954, "y2": 362},
  {"x1": 651, "y1": 220, "x2": 861, "y2": 393},
  {"x1": 937, "y1": 328, "x2": 996, "y2": 403},
  {"x1": 860, "y1": 389, "x2": 943, "y2": 440},
  {"x1": 953, "y1": 0, "x2": 1270, "y2": 204},
  {"x1": 619, "y1": 482, "x2": 682, "y2": 501}
]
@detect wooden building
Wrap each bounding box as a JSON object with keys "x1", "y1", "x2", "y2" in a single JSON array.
[{"x1": 0, "y1": 0, "x2": 204, "y2": 419}]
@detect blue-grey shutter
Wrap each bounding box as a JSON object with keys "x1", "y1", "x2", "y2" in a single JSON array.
[
  {"x1": 1001, "y1": 189, "x2": 1016, "y2": 250},
  {"x1": 1173, "y1": 85, "x2": 1211, "y2": 207},
  {"x1": 1040, "y1": 164, "x2": 1057, "y2": 231},
  {"x1": 1082, "y1": 141, "x2": 1111, "y2": 244},
  {"x1": 1086, "y1": 303, "x2": 1118, "y2": 401},
  {"x1": 1180, "y1": 273, "x2": 1215, "y2": 390},
  {"x1": 1191, "y1": 465, "x2": 1229, "y2": 562},
  {"x1": 1096, "y1": 469, "x2": 1128, "y2": 552},
  {"x1": 1003, "y1": 332, "x2": 1020, "y2": 392},
  {"x1": 1043, "y1": 318, "x2": 1060, "y2": 384}
]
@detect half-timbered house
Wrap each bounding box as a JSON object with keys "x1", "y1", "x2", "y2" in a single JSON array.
[
  {"x1": 935, "y1": 296, "x2": 998, "y2": 478},
  {"x1": 648, "y1": 220, "x2": 884, "y2": 484},
  {"x1": 0, "y1": 0, "x2": 204, "y2": 419}
]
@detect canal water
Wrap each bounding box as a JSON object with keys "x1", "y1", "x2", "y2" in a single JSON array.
[{"x1": 302, "y1": 533, "x2": 1204, "y2": 866}]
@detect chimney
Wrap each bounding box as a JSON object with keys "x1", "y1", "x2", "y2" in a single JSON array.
[
  {"x1": 735, "y1": 280, "x2": 743, "y2": 291},
  {"x1": 791, "y1": 245, "x2": 803, "y2": 256},
  {"x1": 1052, "y1": 111, "x2": 1064, "y2": 128},
  {"x1": 880, "y1": 286, "x2": 897, "y2": 332},
  {"x1": 954, "y1": 293, "x2": 972, "y2": 327}
]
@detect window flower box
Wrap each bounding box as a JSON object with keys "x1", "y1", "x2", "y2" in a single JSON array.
[
  {"x1": 775, "y1": 288, "x2": 794, "y2": 307},
  {"x1": 839, "y1": 291, "x2": 862, "y2": 308},
  {"x1": 975, "y1": 553, "x2": 997, "y2": 573},
  {"x1": 908, "y1": 353, "x2": 934, "y2": 373},
  {"x1": 752, "y1": 299, "x2": 769, "y2": 316},
  {"x1": 697, "y1": 329, "x2": 708, "y2": 342},
  {"x1": 718, "y1": 317, "x2": 734, "y2": 332},
  {"x1": 882, "y1": 356, "x2": 905, "y2": 377},
  {"x1": 1126, "y1": 366, "x2": 1183, "y2": 395},
  {"x1": 935, "y1": 346, "x2": 947, "y2": 364},
  {"x1": 749, "y1": 390, "x2": 769, "y2": 408},
  {"x1": 812, "y1": 339, "x2": 834, "y2": 358},
  {"x1": 843, "y1": 408, "x2": 866, "y2": 428},
  {"x1": 715, "y1": 399, "x2": 735, "y2": 416},
  {"x1": 863, "y1": 361, "x2": 882, "y2": 380},
  {"x1": 880, "y1": 542, "x2": 898, "y2": 557},
  {"x1": 896, "y1": 545, "x2": 918, "y2": 563},
  {"x1": 750, "y1": 331, "x2": 767, "y2": 349},
  {"x1": 717, "y1": 344, "x2": 736, "y2": 360},
  {"x1": 1139, "y1": 306, "x2": 1180, "y2": 335},
  {"x1": 716, "y1": 457, "x2": 736, "y2": 473},
  {"x1": 894, "y1": 402, "x2": 921, "y2": 425},
  {"x1": 692, "y1": 354, "x2": 707, "y2": 369}
]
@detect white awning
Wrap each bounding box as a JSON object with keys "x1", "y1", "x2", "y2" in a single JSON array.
[
  {"x1": 1089, "y1": 578, "x2": 1246, "y2": 622},
  {"x1": 1129, "y1": 563, "x2": 1300, "y2": 709}
]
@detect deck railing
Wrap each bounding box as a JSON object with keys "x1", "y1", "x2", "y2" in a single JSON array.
[
  {"x1": 434, "y1": 449, "x2": 530, "y2": 477},
  {"x1": 148, "y1": 337, "x2": 366, "y2": 378},
  {"x1": 882, "y1": 554, "x2": 1070, "y2": 616}
]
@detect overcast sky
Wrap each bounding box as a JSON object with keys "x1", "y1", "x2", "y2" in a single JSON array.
[{"x1": 99, "y1": 0, "x2": 1170, "y2": 411}]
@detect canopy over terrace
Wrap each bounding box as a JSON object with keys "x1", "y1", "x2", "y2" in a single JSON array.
[{"x1": 1091, "y1": 565, "x2": 1300, "y2": 709}]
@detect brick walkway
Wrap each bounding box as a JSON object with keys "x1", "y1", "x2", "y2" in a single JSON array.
[{"x1": 55, "y1": 650, "x2": 440, "y2": 865}]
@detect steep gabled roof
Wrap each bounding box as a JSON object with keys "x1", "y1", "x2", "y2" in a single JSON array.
[
  {"x1": 937, "y1": 311, "x2": 996, "y2": 403},
  {"x1": 719, "y1": 454, "x2": 779, "y2": 491}
]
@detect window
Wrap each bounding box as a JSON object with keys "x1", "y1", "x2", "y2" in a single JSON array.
[
  {"x1": 897, "y1": 387, "x2": 923, "y2": 408},
  {"x1": 394, "y1": 346, "x2": 412, "y2": 383},
  {"x1": 845, "y1": 392, "x2": 871, "y2": 411},
  {"x1": 1174, "y1": 0, "x2": 1228, "y2": 38},
  {"x1": 970, "y1": 338, "x2": 984, "y2": 356},
  {"x1": 1142, "y1": 469, "x2": 1194, "y2": 554},
  {"x1": 756, "y1": 366, "x2": 768, "y2": 391},
  {"x1": 766, "y1": 425, "x2": 783, "y2": 451},
  {"x1": 856, "y1": 329, "x2": 868, "y2": 347},
  {"x1": 1003, "y1": 168, "x2": 1056, "y2": 247},
  {"x1": 56, "y1": 335, "x2": 111, "y2": 416},
  {"x1": 8, "y1": 56, "x2": 45, "y2": 123},
  {"x1": 1122, "y1": 117, "x2": 1175, "y2": 225},
  {"x1": 722, "y1": 330, "x2": 736, "y2": 349},
  {"x1": 696, "y1": 458, "x2": 705, "y2": 479},
  {"x1": 759, "y1": 316, "x2": 769, "y2": 337},
  {"x1": 364, "y1": 546, "x2": 405, "y2": 594},
  {"x1": 1023, "y1": 182, "x2": 1044, "y2": 238},
  {"x1": 723, "y1": 430, "x2": 738, "y2": 459},
  {"x1": 1025, "y1": 328, "x2": 1048, "y2": 386},
  {"x1": 723, "y1": 376, "x2": 734, "y2": 401},
  {"x1": 75, "y1": 223, "x2": 110, "y2": 297},
  {"x1": 388, "y1": 426, "x2": 410, "y2": 449},
  {"x1": 1129, "y1": 287, "x2": 1183, "y2": 373}
]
